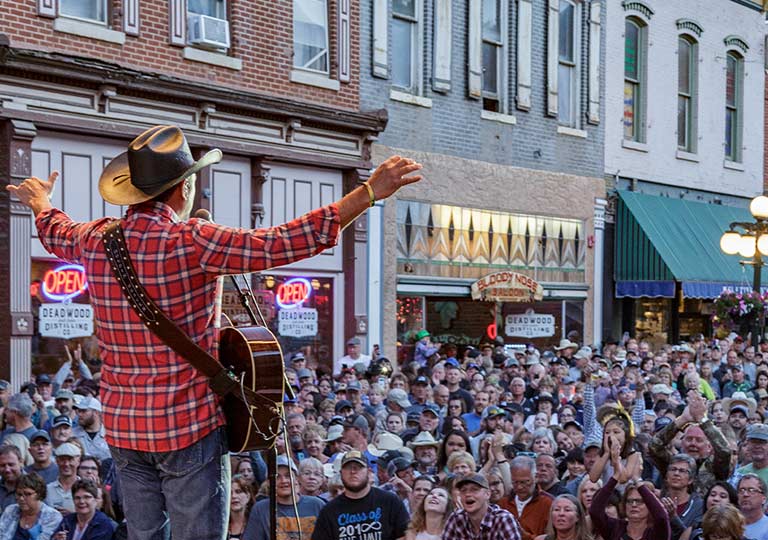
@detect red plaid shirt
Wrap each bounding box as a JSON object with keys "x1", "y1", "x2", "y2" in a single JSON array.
[{"x1": 36, "y1": 201, "x2": 340, "y2": 452}]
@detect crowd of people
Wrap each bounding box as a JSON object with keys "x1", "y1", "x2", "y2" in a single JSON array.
[{"x1": 4, "y1": 331, "x2": 768, "y2": 540}]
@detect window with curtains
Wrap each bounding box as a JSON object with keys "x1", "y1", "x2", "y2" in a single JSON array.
[
  {"x1": 624, "y1": 18, "x2": 646, "y2": 142},
  {"x1": 725, "y1": 51, "x2": 743, "y2": 162},
  {"x1": 677, "y1": 36, "x2": 697, "y2": 152},
  {"x1": 293, "y1": 0, "x2": 330, "y2": 73},
  {"x1": 558, "y1": 0, "x2": 579, "y2": 126},
  {"x1": 188, "y1": 0, "x2": 226, "y2": 18},
  {"x1": 391, "y1": 0, "x2": 420, "y2": 91},
  {"x1": 59, "y1": 0, "x2": 107, "y2": 23},
  {"x1": 481, "y1": 0, "x2": 504, "y2": 112}
]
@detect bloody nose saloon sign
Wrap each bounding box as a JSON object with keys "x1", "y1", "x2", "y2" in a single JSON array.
[{"x1": 471, "y1": 271, "x2": 544, "y2": 303}]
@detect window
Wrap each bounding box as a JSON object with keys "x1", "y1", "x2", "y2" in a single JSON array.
[
  {"x1": 677, "y1": 37, "x2": 697, "y2": 152},
  {"x1": 188, "y1": 0, "x2": 226, "y2": 18},
  {"x1": 558, "y1": 0, "x2": 578, "y2": 126},
  {"x1": 623, "y1": 18, "x2": 646, "y2": 141},
  {"x1": 392, "y1": 0, "x2": 419, "y2": 91},
  {"x1": 725, "y1": 51, "x2": 743, "y2": 162},
  {"x1": 482, "y1": 0, "x2": 504, "y2": 112},
  {"x1": 293, "y1": 0, "x2": 330, "y2": 74},
  {"x1": 59, "y1": 0, "x2": 107, "y2": 24}
]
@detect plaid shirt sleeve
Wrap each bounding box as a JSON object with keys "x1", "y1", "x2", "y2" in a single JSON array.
[
  {"x1": 441, "y1": 510, "x2": 465, "y2": 540},
  {"x1": 489, "y1": 507, "x2": 523, "y2": 540},
  {"x1": 36, "y1": 210, "x2": 112, "y2": 263}
]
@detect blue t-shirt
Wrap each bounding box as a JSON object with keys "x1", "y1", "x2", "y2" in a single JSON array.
[
  {"x1": 461, "y1": 412, "x2": 482, "y2": 434},
  {"x1": 244, "y1": 495, "x2": 326, "y2": 540}
]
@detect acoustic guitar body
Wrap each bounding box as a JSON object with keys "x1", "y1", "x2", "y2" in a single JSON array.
[{"x1": 218, "y1": 325, "x2": 285, "y2": 452}]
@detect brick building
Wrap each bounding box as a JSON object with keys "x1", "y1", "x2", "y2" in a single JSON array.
[
  {"x1": 0, "y1": 0, "x2": 384, "y2": 386},
  {"x1": 359, "y1": 0, "x2": 608, "y2": 358},
  {"x1": 603, "y1": 0, "x2": 765, "y2": 344}
]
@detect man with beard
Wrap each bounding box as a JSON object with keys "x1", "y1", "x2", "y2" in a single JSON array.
[
  {"x1": 536, "y1": 454, "x2": 568, "y2": 497},
  {"x1": 409, "y1": 431, "x2": 439, "y2": 475},
  {"x1": 312, "y1": 450, "x2": 409, "y2": 540},
  {"x1": 286, "y1": 412, "x2": 308, "y2": 461},
  {"x1": 45, "y1": 442, "x2": 81, "y2": 514},
  {"x1": 445, "y1": 359, "x2": 474, "y2": 412},
  {"x1": 49, "y1": 389, "x2": 77, "y2": 429},
  {"x1": 0, "y1": 445, "x2": 23, "y2": 512},
  {"x1": 244, "y1": 455, "x2": 325, "y2": 540},
  {"x1": 443, "y1": 473, "x2": 521, "y2": 540},
  {"x1": 49, "y1": 415, "x2": 73, "y2": 450},
  {"x1": 72, "y1": 397, "x2": 110, "y2": 462},
  {"x1": 25, "y1": 430, "x2": 58, "y2": 484}
]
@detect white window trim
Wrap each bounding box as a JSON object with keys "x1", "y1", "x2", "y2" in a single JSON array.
[
  {"x1": 676, "y1": 150, "x2": 699, "y2": 162},
  {"x1": 188, "y1": 0, "x2": 227, "y2": 18},
  {"x1": 623, "y1": 17, "x2": 648, "y2": 143},
  {"x1": 481, "y1": 110, "x2": 517, "y2": 124},
  {"x1": 183, "y1": 46, "x2": 242, "y2": 70},
  {"x1": 557, "y1": 0, "x2": 581, "y2": 128},
  {"x1": 676, "y1": 35, "x2": 698, "y2": 154},
  {"x1": 293, "y1": 0, "x2": 331, "y2": 75},
  {"x1": 53, "y1": 17, "x2": 126, "y2": 44},
  {"x1": 621, "y1": 139, "x2": 649, "y2": 152},
  {"x1": 724, "y1": 49, "x2": 744, "y2": 164},
  {"x1": 481, "y1": 0, "x2": 509, "y2": 114},
  {"x1": 58, "y1": 0, "x2": 108, "y2": 25},
  {"x1": 390, "y1": 88, "x2": 432, "y2": 108},
  {"x1": 724, "y1": 159, "x2": 745, "y2": 171},
  {"x1": 391, "y1": 0, "x2": 424, "y2": 96},
  {"x1": 557, "y1": 125, "x2": 587, "y2": 138},
  {"x1": 290, "y1": 69, "x2": 340, "y2": 90}
]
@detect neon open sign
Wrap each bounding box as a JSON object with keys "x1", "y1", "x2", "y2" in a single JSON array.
[
  {"x1": 276, "y1": 278, "x2": 312, "y2": 309},
  {"x1": 42, "y1": 264, "x2": 89, "y2": 302}
]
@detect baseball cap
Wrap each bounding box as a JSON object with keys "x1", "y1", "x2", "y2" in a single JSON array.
[
  {"x1": 341, "y1": 450, "x2": 368, "y2": 468},
  {"x1": 346, "y1": 337, "x2": 361, "y2": 347},
  {"x1": 296, "y1": 368, "x2": 313, "y2": 379},
  {"x1": 504, "y1": 358, "x2": 520, "y2": 368},
  {"x1": 541, "y1": 351, "x2": 556, "y2": 360},
  {"x1": 73, "y1": 396, "x2": 102, "y2": 412},
  {"x1": 413, "y1": 375, "x2": 430, "y2": 386},
  {"x1": 55, "y1": 389, "x2": 75, "y2": 400},
  {"x1": 387, "y1": 389, "x2": 412, "y2": 409},
  {"x1": 35, "y1": 374, "x2": 52, "y2": 385},
  {"x1": 54, "y1": 442, "x2": 81, "y2": 458},
  {"x1": 343, "y1": 414, "x2": 369, "y2": 431},
  {"x1": 651, "y1": 384, "x2": 673, "y2": 395},
  {"x1": 324, "y1": 424, "x2": 344, "y2": 442},
  {"x1": 276, "y1": 455, "x2": 298, "y2": 472},
  {"x1": 290, "y1": 352, "x2": 306, "y2": 363},
  {"x1": 0, "y1": 380, "x2": 9, "y2": 391},
  {"x1": 30, "y1": 430, "x2": 50, "y2": 443},
  {"x1": 445, "y1": 358, "x2": 461, "y2": 369},
  {"x1": 335, "y1": 400, "x2": 354, "y2": 413},
  {"x1": 584, "y1": 439, "x2": 602, "y2": 451},
  {"x1": 563, "y1": 420, "x2": 583, "y2": 432},
  {"x1": 501, "y1": 402, "x2": 524, "y2": 415},
  {"x1": 387, "y1": 457, "x2": 412, "y2": 476},
  {"x1": 455, "y1": 473, "x2": 489, "y2": 490},
  {"x1": 52, "y1": 415, "x2": 73, "y2": 428},
  {"x1": 421, "y1": 404, "x2": 440, "y2": 417},
  {"x1": 482, "y1": 406, "x2": 506, "y2": 420},
  {"x1": 346, "y1": 380, "x2": 362, "y2": 392},
  {"x1": 747, "y1": 424, "x2": 768, "y2": 441},
  {"x1": 654, "y1": 417, "x2": 674, "y2": 432},
  {"x1": 731, "y1": 405, "x2": 750, "y2": 416}
]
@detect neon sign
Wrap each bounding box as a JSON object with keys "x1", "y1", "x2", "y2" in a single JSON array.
[
  {"x1": 42, "y1": 264, "x2": 89, "y2": 302},
  {"x1": 276, "y1": 278, "x2": 312, "y2": 309}
]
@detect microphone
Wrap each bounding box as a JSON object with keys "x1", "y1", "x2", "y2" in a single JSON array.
[{"x1": 194, "y1": 208, "x2": 213, "y2": 221}]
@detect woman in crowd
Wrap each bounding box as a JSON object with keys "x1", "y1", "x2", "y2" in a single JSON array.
[
  {"x1": 53, "y1": 479, "x2": 115, "y2": 540},
  {"x1": 530, "y1": 427, "x2": 557, "y2": 455},
  {"x1": 235, "y1": 457, "x2": 258, "y2": 490},
  {"x1": 700, "y1": 504, "x2": 745, "y2": 540},
  {"x1": 578, "y1": 476, "x2": 602, "y2": 536},
  {"x1": 689, "y1": 482, "x2": 739, "y2": 540},
  {"x1": 386, "y1": 411, "x2": 405, "y2": 434},
  {"x1": 405, "y1": 486, "x2": 454, "y2": 540},
  {"x1": 589, "y1": 437, "x2": 670, "y2": 540},
  {"x1": 297, "y1": 458, "x2": 326, "y2": 499},
  {"x1": 76, "y1": 457, "x2": 116, "y2": 522},
  {"x1": 408, "y1": 476, "x2": 436, "y2": 516},
  {"x1": 227, "y1": 475, "x2": 253, "y2": 540},
  {"x1": 535, "y1": 494, "x2": 593, "y2": 540},
  {"x1": 0, "y1": 473, "x2": 61, "y2": 540},
  {"x1": 436, "y1": 430, "x2": 471, "y2": 482},
  {"x1": 752, "y1": 370, "x2": 768, "y2": 401},
  {"x1": 446, "y1": 451, "x2": 476, "y2": 479},
  {"x1": 302, "y1": 424, "x2": 329, "y2": 464}
]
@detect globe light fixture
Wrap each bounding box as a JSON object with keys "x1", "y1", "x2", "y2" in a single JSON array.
[
  {"x1": 720, "y1": 231, "x2": 742, "y2": 255},
  {"x1": 758, "y1": 235, "x2": 768, "y2": 257},
  {"x1": 751, "y1": 196, "x2": 768, "y2": 219},
  {"x1": 739, "y1": 235, "x2": 757, "y2": 258}
]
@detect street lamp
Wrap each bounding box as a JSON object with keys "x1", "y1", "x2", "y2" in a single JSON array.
[{"x1": 719, "y1": 195, "x2": 768, "y2": 345}]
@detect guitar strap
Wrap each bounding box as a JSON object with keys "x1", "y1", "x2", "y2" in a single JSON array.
[{"x1": 101, "y1": 220, "x2": 260, "y2": 407}]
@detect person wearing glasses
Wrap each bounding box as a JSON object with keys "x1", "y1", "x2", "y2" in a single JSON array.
[
  {"x1": 0, "y1": 472, "x2": 61, "y2": 540},
  {"x1": 736, "y1": 474, "x2": 768, "y2": 540},
  {"x1": 499, "y1": 455, "x2": 553, "y2": 540},
  {"x1": 52, "y1": 479, "x2": 115, "y2": 540},
  {"x1": 589, "y1": 431, "x2": 670, "y2": 540},
  {"x1": 658, "y1": 454, "x2": 703, "y2": 540}
]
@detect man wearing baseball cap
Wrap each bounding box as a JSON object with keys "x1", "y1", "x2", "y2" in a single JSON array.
[
  {"x1": 443, "y1": 473, "x2": 522, "y2": 540},
  {"x1": 734, "y1": 424, "x2": 768, "y2": 487},
  {"x1": 312, "y1": 450, "x2": 409, "y2": 540},
  {"x1": 25, "y1": 430, "x2": 58, "y2": 484},
  {"x1": 72, "y1": 396, "x2": 110, "y2": 461}
]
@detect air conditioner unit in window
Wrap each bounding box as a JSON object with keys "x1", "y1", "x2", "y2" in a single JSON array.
[{"x1": 187, "y1": 13, "x2": 230, "y2": 50}]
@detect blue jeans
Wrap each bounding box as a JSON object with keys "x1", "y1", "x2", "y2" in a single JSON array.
[{"x1": 110, "y1": 427, "x2": 231, "y2": 540}]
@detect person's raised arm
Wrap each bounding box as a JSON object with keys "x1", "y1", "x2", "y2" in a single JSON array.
[{"x1": 6, "y1": 171, "x2": 58, "y2": 217}]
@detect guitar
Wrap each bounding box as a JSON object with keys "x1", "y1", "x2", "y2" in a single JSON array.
[{"x1": 218, "y1": 324, "x2": 285, "y2": 452}]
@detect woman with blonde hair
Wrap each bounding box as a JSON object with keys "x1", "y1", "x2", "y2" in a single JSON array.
[
  {"x1": 301, "y1": 423, "x2": 329, "y2": 464},
  {"x1": 405, "y1": 486, "x2": 454, "y2": 540},
  {"x1": 446, "y1": 451, "x2": 476, "y2": 478},
  {"x1": 578, "y1": 476, "x2": 602, "y2": 535},
  {"x1": 701, "y1": 504, "x2": 744, "y2": 540},
  {"x1": 536, "y1": 494, "x2": 593, "y2": 540}
]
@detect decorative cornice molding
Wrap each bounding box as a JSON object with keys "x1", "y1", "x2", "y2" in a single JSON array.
[
  {"x1": 622, "y1": 1, "x2": 653, "y2": 19},
  {"x1": 676, "y1": 19, "x2": 703, "y2": 38},
  {"x1": 724, "y1": 35, "x2": 750, "y2": 54}
]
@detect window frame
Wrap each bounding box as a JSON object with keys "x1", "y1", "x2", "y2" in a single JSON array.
[
  {"x1": 557, "y1": 0, "x2": 580, "y2": 127},
  {"x1": 58, "y1": 0, "x2": 108, "y2": 25},
  {"x1": 391, "y1": 0, "x2": 423, "y2": 94},
  {"x1": 623, "y1": 16, "x2": 647, "y2": 143},
  {"x1": 292, "y1": 0, "x2": 331, "y2": 75},
  {"x1": 676, "y1": 35, "x2": 698, "y2": 153},
  {"x1": 724, "y1": 50, "x2": 744, "y2": 163},
  {"x1": 481, "y1": 0, "x2": 508, "y2": 113},
  {"x1": 187, "y1": 0, "x2": 227, "y2": 18}
]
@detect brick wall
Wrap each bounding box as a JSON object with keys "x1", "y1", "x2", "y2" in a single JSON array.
[
  {"x1": 359, "y1": 0, "x2": 606, "y2": 179},
  {"x1": 0, "y1": 0, "x2": 359, "y2": 111}
]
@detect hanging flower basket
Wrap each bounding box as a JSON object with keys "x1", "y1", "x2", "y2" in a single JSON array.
[{"x1": 712, "y1": 291, "x2": 768, "y2": 339}]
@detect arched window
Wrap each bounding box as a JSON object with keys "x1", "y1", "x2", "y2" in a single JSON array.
[
  {"x1": 677, "y1": 36, "x2": 697, "y2": 152},
  {"x1": 623, "y1": 17, "x2": 647, "y2": 142},
  {"x1": 725, "y1": 51, "x2": 744, "y2": 162}
]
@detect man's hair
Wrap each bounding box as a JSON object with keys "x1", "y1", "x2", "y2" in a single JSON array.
[
  {"x1": 0, "y1": 444, "x2": 23, "y2": 463},
  {"x1": 510, "y1": 455, "x2": 536, "y2": 476},
  {"x1": 6, "y1": 393, "x2": 34, "y2": 418},
  {"x1": 738, "y1": 473, "x2": 768, "y2": 495}
]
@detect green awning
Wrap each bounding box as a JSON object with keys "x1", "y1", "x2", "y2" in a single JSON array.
[{"x1": 615, "y1": 190, "x2": 755, "y2": 298}]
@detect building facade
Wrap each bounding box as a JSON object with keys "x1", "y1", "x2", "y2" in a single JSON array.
[
  {"x1": 0, "y1": 0, "x2": 383, "y2": 386},
  {"x1": 603, "y1": 0, "x2": 765, "y2": 345},
  {"x1": 360, "y1": 0, "x2": 608, "y2": 360}
]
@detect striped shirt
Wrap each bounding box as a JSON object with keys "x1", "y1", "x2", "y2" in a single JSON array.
[{"x1": 36, "y1": 201, "x2": 340, "y2": 452}]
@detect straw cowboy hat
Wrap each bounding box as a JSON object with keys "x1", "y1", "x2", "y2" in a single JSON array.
[
  {"x1": 723, "y1": 391, "x2": 757, "y2": 417},
  {"x1": 98, "y1": 125, "x2": 222, "y2": 206},
  {"x1": 367, "y1": 432, "x2": 405, "y2": 457},
  {"x1": 555, "y1": 339, "x2": 578, "y2": 351}
]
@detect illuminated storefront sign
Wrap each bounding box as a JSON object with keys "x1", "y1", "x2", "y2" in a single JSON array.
[
  {"x1": 42, "y1": 264, "x2": 89, "y2": 302},
  {"x1": 276, "y1": 277, "x2": 312, "y2": 309}
]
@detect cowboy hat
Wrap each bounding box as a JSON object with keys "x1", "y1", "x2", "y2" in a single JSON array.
[
  {"x1": 555, "y1": 339, "x2": 578, "y2": 351},
  {"x1": 408, "y1": 431, "x2": 440, "y2": 449},
  {"x1": 723, "y1": 392, "x2": 757, "y2": 417},
  {"x1": 367, "y1": 432, "x2": 404, "y2": 457},
  {"x1": 99, "y1": 125, "x2": 222, "y2": 206}
]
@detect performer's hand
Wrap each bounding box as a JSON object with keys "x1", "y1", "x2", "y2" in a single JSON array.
[
  {"x1": 366, "y1": 156, "x2": 422, "y2": 201},
  {"x1": 6, "y1": 171, "x2": 58, "y2": 216}
]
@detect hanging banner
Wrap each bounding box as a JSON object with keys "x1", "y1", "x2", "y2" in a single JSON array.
[{"x1": 471, "y1": 271, "x2": 544, "y2": 302}]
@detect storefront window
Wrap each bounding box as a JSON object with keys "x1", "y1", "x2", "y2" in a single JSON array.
[
  {"x1": 223, "y1": 274, "x2": 335, "y2": 373},
  {"x1": 633, "y1": 298, "x2": 670, "y2": 344}
]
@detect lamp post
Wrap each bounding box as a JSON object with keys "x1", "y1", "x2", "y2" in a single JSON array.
[{"x1": 719, "y1": 195, "x2": 768, "y2": 346}]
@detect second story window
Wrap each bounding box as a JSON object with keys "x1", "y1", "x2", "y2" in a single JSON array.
[
  {"x1": 725, "y1": 51, "x2": 744, "y2": 162},
  {"x1": 624, "y1": 18, "x2": 647, "y2": 142},
  {"x1": 677, "y1": 36, "x2": 697, "y2": 153},
  {"x1": 188, "y1": 0, "x2": 226, "y2": 18},
  {"x1": 482, "y1": 0, "x2": 503, "y2": 112},
  {"x1": 59, "y1": 0, "x2": 107, "y2": 24},
  {"x1": 558, "y1": 0, "x2": 578, "y2": 126},
  {"x1": 293, "y1": 0, "x2": 330, "y2": 74},
  {"x1": 187, "y1": 0, "x2": 230, "y2": 50},
  {"x1": 392, "y1": 0, "x2": 419, "y2": 92}
]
